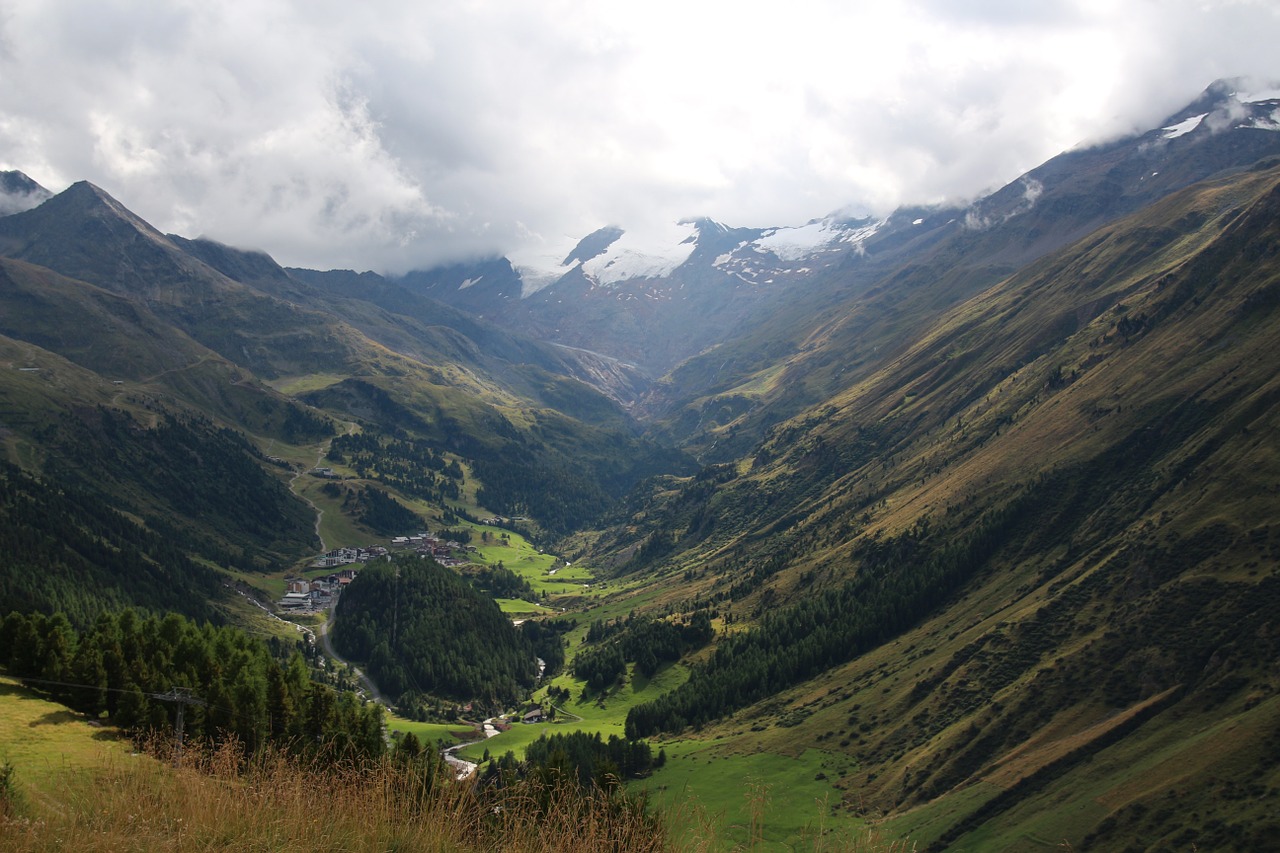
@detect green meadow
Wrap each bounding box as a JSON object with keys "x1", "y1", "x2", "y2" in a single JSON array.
[
  {"x1": 637, "y1": 742, "x2": 865, "y2": 850},
  {"x1": 0, "y1": 676, "x2": 140, "y2": 805}
]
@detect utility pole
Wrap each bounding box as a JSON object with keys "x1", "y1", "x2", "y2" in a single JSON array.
[{"x1": 154, "y1": 687, "x2": 206, "y2": 767}]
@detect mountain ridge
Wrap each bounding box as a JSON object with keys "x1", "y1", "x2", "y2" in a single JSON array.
[
  {"x1": 394, "y1": 79, "x2": 1280, "y2": 390},
  {"x1": 584, "y1": 159, "x2": 1280, "y2": 849}
]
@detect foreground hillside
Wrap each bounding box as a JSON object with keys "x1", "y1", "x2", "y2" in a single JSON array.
[
  {"x1": 0, "y1": 672, "x2": 681, "y2": 853},
  {"x1": 574, "y1": 162, "x2": 1280, "y2": 849}
]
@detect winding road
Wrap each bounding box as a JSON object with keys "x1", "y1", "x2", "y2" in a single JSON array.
[{"x1": 317, "y1": 607, "x2": 390, "y2": 707}]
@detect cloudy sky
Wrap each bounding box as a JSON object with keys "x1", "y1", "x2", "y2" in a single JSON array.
[{"x1": 1, "y1": 0, "x2": 1278, "y2": 273}]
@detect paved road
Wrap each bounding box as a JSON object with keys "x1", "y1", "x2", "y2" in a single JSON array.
[{"x1": 318, "y1": 609, "x2": 390, "y2": 707}]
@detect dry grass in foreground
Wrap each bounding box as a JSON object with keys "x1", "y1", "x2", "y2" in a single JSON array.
[
  {"x1": 1, "y1": 736, "x2": 666, "y2": 853},
  {"x1": 1, "y1": 736, "x2": 914, "y2": 852}
]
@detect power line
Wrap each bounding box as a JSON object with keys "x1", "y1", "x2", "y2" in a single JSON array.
[{"x1": 6, "y1": 674, "x2": 239, "y2": 723}]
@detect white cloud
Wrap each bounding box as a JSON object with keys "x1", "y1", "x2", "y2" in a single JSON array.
[{"x1": 0, "y1": 0, "x2": 1277, "y2": 272}]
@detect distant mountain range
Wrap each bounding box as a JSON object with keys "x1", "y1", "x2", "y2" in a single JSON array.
[{"x1": 398, "y1": 79, "x2": 1280, "y2": 381}]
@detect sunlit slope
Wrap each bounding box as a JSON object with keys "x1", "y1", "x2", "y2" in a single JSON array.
[{"x1": 587, "y1": 165, "x2": 1280, "y2": 849}]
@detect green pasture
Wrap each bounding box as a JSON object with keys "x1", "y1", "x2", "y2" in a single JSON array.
[
  {"x1": 458, "y1": 661, "x2": 690, "y2": 764},
  {"x1": 383, "y1": 714, "x2": 470, "y2": 749},
  {"x1": 0, "y1": 676, "x2": 140, "y2": 803},
  {"x1": 497, "y1": 598, "x2": 554, "y2": 616},
  {"x1": 468, "y1": 528, "x2": 610, "y2": 599},
  {"x1": 637, "y1": 742, "x2": 865, "y2": 851}
]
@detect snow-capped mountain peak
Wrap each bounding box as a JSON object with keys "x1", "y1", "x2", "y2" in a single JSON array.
[
  {"x1": 1154, "y1": 78, "x2": 1280, "y2": 140},
  {"x1": 512, "y1": 220, "x2": 704, "y2": 294}
]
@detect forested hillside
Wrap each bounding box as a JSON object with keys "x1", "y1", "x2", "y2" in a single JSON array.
[
  {"x1": 0, "y1": 461, "x2": 222, "y2": 624},
  {"x1": 0, "y1": 608, "x2": 384, "y2": 757},
  {"x1": 331, "y1": 556, "x2": 538, "y2": 707}
]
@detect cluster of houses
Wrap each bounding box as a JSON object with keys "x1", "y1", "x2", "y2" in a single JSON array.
[
  {"x1": 312, "y1": 545, "x2": 389, "y2": 568},
  {"x1": 278, "y1": 568, "x2": 358, "y2": 612},
  {"x1": 389, "y1": 532, "x2": 477, "y2": 568},
  {"x1": 479, "y1": 515, "x2": 528, "y2": 527},
  {"x1": 276, "y1": 530, "x2": 483, "y2": 612}
]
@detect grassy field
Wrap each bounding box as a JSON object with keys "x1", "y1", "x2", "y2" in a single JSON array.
[
  {"x1": 497, "y1": 598, "x2": 555, "y2": 616},
  {"x1": 638, "y1": 742, "x2": 866, "y2": 850},
  {"x1": 383, "y1": 713, "x2": 471, "y2": 748},
  {"x1": 459, "y1": 661, "x2": 691, "y2": 765},
  {"x1": 0, "y1": 676, "x2": 141, "y2": 807}
]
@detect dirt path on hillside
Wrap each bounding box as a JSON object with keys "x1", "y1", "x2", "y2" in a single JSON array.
[
  {"x1": 290, "y1": 441, "x2": 331, "y2": 552},
  {"x1": 287, "y1": 422, "x2": 356, "y2": 552}
]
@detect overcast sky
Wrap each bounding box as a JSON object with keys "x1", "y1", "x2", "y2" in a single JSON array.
[{"x1": 1, "y1": 0, "x2": 1278, "y2": 273}]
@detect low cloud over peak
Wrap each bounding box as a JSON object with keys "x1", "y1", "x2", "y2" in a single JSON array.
[{"x1": 2, "y1": 0, "x2": 1277, "y2": 273}]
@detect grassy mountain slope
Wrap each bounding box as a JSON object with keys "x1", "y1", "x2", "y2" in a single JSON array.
[
  {"x1": 0, "y1": 178, "x2": 692, "y2": 625},
  {"x1": 0, "y1": 328, "x2": 317, "y2": 600},
  {"x1": 582, "y1": 163, "x2": 1280, "y2": 849}
]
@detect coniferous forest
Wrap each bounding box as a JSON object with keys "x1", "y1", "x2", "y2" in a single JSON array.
[
  {"x1": 0, "y1": 608, "x2": 385, "y2": 758},
  {"x1": 330, "y1": 555, "x2": 539, "y2": 707}
]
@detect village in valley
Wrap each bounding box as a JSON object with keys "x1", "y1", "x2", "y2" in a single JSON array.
[{"x1": 275, "y1": 531, "x2": 479, "y2": 614}]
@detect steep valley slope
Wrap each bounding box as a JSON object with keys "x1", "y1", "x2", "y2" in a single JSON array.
[{"x1": 579, "y1": 162, "x2": 1280, "y2": 850}]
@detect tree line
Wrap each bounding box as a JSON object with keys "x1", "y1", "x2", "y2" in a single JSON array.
[
  {"x1": 326, "y1": 430, "x2": 464, "y2": 506},
  {"x1": 625, "y1": 499, "x2": 1027, "y2": 738},
  {"x1": 575, "y1": 611, "x2": 715, "y2": 689},
  {"x1": 479, "y1": 730, "x2": 665, "y2": 801},
  {"x1": 0, "y1": 608, "x2": 385, "y2": 759}
]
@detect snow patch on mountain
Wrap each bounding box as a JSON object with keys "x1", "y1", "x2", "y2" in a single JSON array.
[
  {"x1": 510, "y1": 237, "x2": 582, "y2": 296},
  {"x1": 510, "y1": 221, "x2": 701, "y2": 294},
  {"x1": 735, "y1": 217, "x2": 884, "y2": 262},
  {"x1": 1163, "y1": 113, "x2": 1207, "y2": 139},
  {"x1": 1237, "y1": 87, "x2": 1280, "y2": 105},
  {"x1": 1248, "y1": 109, "x2": 1280, "y2": 132},
  {"x1": 581, "y1": 221, "x2": 699, "y2": 285}
]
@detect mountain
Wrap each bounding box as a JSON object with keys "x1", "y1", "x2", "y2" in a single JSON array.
[
  {"x1": 626, "y1": 80, "x2": 1280, "y2": 460},
  {"x1": 583, "y1": 150, "x2": 1280, "y2": 849},
  {"x1": 0, "y1": 178, "x2": 693, "y2": 622},
  {"x1": 404, "y1": 80, "x2": 1280, "y2": 397},
  {"x1": 0, "y1": 170, "x2": 51, "y2": 215},
  {"x1": 4, "y1": 78, "x2": 1280, "y2": 849}
]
